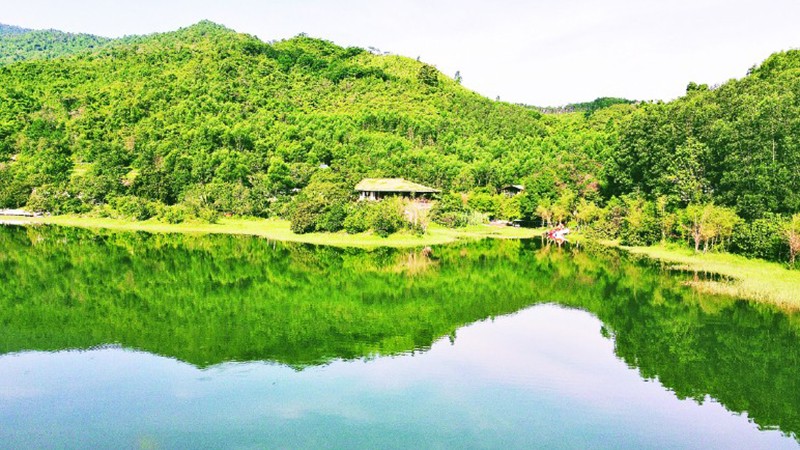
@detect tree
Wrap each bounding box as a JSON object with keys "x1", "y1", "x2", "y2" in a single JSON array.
[
  {"x1": 535, "y1": 198, "x2": 553, "y2": 228},
  {"x1": 680, "y1": 204, "x2": 741, "y2": 252},
  {"x1": 417, "y1": 64, "x2": 438, "y2": 87},
  {"x1": 786, "y1": 213, "x2": 800, "y2": 266}
]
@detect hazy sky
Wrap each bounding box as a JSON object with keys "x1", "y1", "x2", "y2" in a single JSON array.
[{"x1": 3, "y1": 0, "x2": 799, "y2": 105}]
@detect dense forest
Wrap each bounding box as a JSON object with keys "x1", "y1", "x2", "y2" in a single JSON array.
[
  {"x1": 0, "y1": 24, "x2": 109, "y2": 65},
  {"x1": 0, "y1": 21, "x2": 797, "y2": 263}
]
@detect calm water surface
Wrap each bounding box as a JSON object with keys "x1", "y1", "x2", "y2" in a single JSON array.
[{"x1": 0, "y1": 225, "x2": 798, "y2": 449}]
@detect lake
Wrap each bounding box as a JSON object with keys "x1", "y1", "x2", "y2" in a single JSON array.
[{"x1": 0, "y1": 225, "x2": 798, "y2": 449}]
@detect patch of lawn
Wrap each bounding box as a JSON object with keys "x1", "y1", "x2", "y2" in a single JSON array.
[
  {"x1": 623, "y1": 243, "x2": 800, "y2": 311},
  {"x1": 9, "y1": 215, "x2": 543, "y2": 249}
]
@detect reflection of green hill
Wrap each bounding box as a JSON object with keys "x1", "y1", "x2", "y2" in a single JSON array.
[
  {"x1": 0, "y1": 225, "x2": 798, "y2": 439},
  {"x1": 0, "y1": 225, "x2": 549, "y2": 367}
]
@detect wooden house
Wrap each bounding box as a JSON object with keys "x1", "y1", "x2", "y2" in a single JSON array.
[{"x1": 355, "y1": 178, "x2": 440, "y2": 201}]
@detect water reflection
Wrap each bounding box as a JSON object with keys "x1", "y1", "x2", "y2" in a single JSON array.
[{"x1": 0, "y1": 225, "x2": 798, "y2": 443}]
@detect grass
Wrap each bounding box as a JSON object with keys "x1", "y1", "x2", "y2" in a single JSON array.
[
  {"x1": 6, "y1": 214, "x2": 543, "y2": 249},
  {"x1": 621, "y1": 242, "x2": 800, "y2": 311}
]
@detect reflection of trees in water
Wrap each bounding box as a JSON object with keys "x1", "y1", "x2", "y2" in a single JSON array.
[{"x1": 0, "y1": 225, "x2": 798, "y2": 440}]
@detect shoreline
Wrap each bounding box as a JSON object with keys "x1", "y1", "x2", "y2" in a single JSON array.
[
  {"x1": 3, "y1": 214, "x2": 543, "y2": 249},
  {"x1": 4, "y1": 215, "x2": 798, "y2": 311},
  {"x1": 620, "y1": 243, "x2": 800, "y2": 312}
]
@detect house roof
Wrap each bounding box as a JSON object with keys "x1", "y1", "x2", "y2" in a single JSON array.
[{"x1": 355, "y1": 178, "x2": 440, "y2": 193}]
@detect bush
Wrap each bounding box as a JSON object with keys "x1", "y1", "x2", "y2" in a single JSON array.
[
  {"x1": 343, "y1": 203, "x2": 371, "y2": 234},
  {"x1": 730, "y1": 214, "x2": 787, "y2": 261},
  {"x1": 435, "y1": 211, "x2": 468, "y2": 228},
  {"x1": 621, "y1": 198, "x2": 660, "y2": 246},
  {"x1": 318, "y1": 202, "x2": 347, "y2": 232},
  {"x1": 26, "y1": 184, "x2": 87, "y2": 215},
  {"x1": 159, "y1": 204, "x2": 189, "y2": 224},
  {"x1": 370, "y1": 198, "x2": 406, "y2": 237},
  {"x1": 110, "y1": 195, "x2": 157, "y2": 221},
  {"x1": 288, "y1": 173, "x2": 352, "y2": 234},
  {"x1": 431, "y1": 193, "x2": 470, "y2": 228},
  {"x1": 197, "y1": 207, "x2": 220, "y2": 224},
  {"x1": 289, "y1": 200, "x2": 320, "y2": 234}
]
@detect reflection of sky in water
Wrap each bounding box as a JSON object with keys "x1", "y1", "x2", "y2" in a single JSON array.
[{"x1": 1, "y1": 304, "x2": 795, "y2": 449}]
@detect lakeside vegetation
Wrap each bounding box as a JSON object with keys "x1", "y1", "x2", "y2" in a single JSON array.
[{"x1": 622, "y1": 242, "x2": 800, "y2": 310}]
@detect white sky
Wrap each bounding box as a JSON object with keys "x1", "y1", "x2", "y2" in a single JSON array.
[{"x1": 2, "y1": 0, "x2": 799, "y2": 106}]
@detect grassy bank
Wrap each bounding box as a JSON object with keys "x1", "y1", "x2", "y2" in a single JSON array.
[
  {"x1": 5, "y1": 215, "x2": 542, "y2": 249},
  {"x1": 621, "y1": 243, "x2": 800, "y2": 311}
]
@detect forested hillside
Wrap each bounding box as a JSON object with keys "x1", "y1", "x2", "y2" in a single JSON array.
[
  {"x1": 0, "y1": 23, "x2": 110, "y2": 65},
  {"x1": 0, "y1": 20, "x2": 797, "y2": 261},
  {"x1": 608, "y1": 50, "x2": 800, "y2": 219},
  {"x1": 0, "y1": 21, "x2": 622, "y2": 214}
]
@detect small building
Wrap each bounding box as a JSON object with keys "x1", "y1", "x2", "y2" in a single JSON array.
[
  {"x1": 355, "y1": 178, "x2": 440, "y2": 201},
  {"x1": 502, "y1": 185, "x2": 525, "y2": 196}
]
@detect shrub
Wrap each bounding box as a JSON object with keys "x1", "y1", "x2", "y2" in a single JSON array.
[
  {"x1": 621, "y1": 197, "x2": 660, "y2": 246},
  {"x1": 435, "y1": 211, "x2": 469, "y2": 228},
  {"x1": 431, "y1": 193, "x2": 470, "y2": 228},
  {"x1": 159, "y1": 204, "x2": 188, "y2": 224},
  {"x1": 197, "y1": 207, "x2": 220, "y2": 224},
  {"x1": 288, "y1": 173, "x2": 352, "y2": 234},
  {"x1": 110, "y1": 195, "x2": 157, "y2": 221},
  {"x1": 289, "y1": 200, "x2": 321, "y2": 234},
  {"x1": 370, "y1": 198, "x2": 406, "y2": 237},
  {"x1": 343, "y1": 203, "x2": 371, "y2": 234},
  {"x1": 730, "y1": 214, "x2": 787, "y2": 261},
  {"x1": 318, "y1": 202, "x2": 347, "y2": 232}
]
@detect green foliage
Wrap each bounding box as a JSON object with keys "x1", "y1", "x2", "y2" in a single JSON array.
[
  {"x1": 730, "y1": 214, "x2": 788, "y2": 262},
  {"x1": 431, "y1": 193, "x2": 471, "y2": 227},
  {"x1": 609, "y1": 51, "x2": 800, "y2": 219},
  {"x1": 620, "y1": 196, "x2": 660, "y2": 246},
  {"x1": 109, "y1": 195, "x2": 158, "y2": 221},
  {"x1": 0, "y1": 20, "x2": 797, "y2": 255},
  {"x1": 288, "y1": 173, "x2": 351, "y2": 234},
  {"x1": 370, "y1": 198, "x2": 406, "y2": 237},
  {"x1": 567, "y1": 97, "x2": 635, "y2": 116},
  {"x1": 159, "y1": 204, "x2": 189, "y2": 224},
  {"x1": 343, "y1": 202, "x2": 371, "y2": 234},
  {"x1": 678, "y1": 203, "x2": 741, "y2": 252},
  {"x1": 417, "y1": 64, "x2": 439, "y2": 86},
  {"x1": 0, "y1": 20, "x2": 597, "y2": 219},
  {"x1": 786, "y1": 213, "x2": 800, "y2": 266},
  {"x1": 0, "y1": 26, "x2": 110, "y2": 65}
]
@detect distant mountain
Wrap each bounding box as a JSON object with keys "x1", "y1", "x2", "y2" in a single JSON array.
[
  {"x1": 533, "y1": 97, "x2": 636, "y2": 115},
  {"x1": 0, "y1": 23, "x2": 110, "y2": 65},
  {"x1": 0, "y1": 23, "x2": 32, "y2": 36}
]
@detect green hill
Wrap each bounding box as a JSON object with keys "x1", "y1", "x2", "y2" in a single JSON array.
[
  {"x1": 0, "y1": 20, "x2": 796, "y2": 242},
  {"x1": 607, "y1": 49, "x2": 800, "y2": 219},
  {"x1": 0, "y1": 21, "x2": 621, "y2": 215},
  {"x1": 0, "y1": 23, "x2": 110, "y2": 65}
]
